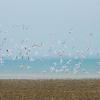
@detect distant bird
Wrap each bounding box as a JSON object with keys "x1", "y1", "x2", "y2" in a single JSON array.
[
  {"x1": 56, "y1": 50, "x2": 65, "y2": 56},
  {"x1": 32, "y1": 42, "x2": 43, "y2": 48}
]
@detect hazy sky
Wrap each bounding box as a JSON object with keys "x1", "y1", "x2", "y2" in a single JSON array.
[{"x1": 0, "y1": 0, "x2": 100, "y2": 53}]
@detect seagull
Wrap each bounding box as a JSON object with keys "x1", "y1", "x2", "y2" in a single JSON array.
[
  {"x1": 56, "y1": 50, "x2": 65, "y2": 56},
  {"x1": 32, "y1": 42, "x2": 43, "y2": 48}
]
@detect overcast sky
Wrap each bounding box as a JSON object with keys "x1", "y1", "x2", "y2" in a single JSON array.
[{"x1": 0, "y1": 0, "x2": 100, "y2": 54}]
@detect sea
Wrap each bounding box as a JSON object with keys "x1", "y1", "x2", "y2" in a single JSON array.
[{"x1": 0, "y1": 56, "x2": 100, "y2": 79}]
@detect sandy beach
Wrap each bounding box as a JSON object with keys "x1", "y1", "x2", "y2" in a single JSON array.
[{"x1": 0, "y1": 79, "x2": 100, "y2": 100}]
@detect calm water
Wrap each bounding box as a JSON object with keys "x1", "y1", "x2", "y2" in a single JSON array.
[{"x1": 0, "y1": 57, "x2": 100, "y2": 79}]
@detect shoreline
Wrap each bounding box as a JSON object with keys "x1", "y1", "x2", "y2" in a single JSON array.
[{"x1": 0, "y1": 73, "x2": 100, "y2": 79}]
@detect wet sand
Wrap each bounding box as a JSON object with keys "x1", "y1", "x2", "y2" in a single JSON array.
[{"x1": 0, "y1": 79, "x2": 100, "y2": 100}]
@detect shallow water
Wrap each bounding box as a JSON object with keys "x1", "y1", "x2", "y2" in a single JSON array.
[{"x1": 0, "y1": 57, "x2": 100, "y2": 79}]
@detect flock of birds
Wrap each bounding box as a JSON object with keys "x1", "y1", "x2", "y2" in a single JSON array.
[{"x1": 0, "y1": 24, "x2": 100, "y2": 74}]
